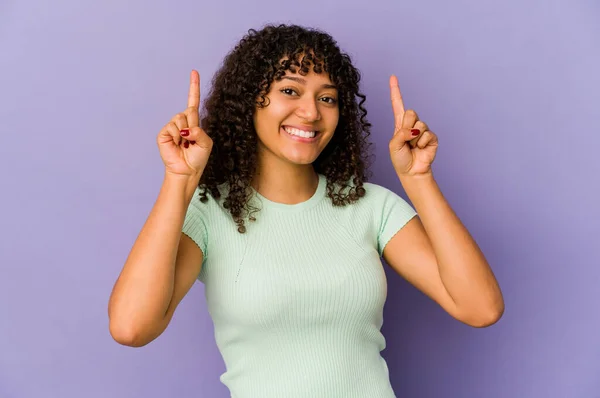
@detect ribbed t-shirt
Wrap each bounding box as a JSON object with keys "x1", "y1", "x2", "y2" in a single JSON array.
[{"x1": 182, "y1": 173, "x2": 417, "y2": 398}]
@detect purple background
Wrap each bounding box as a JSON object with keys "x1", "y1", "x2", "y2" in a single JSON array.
[{"x1": 1, "y1": 0, "x2": 599, "y2": 397}]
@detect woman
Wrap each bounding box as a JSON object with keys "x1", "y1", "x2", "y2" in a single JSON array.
[{"x1": 108, "y1": 24, "x2": 504, "y2": 397}]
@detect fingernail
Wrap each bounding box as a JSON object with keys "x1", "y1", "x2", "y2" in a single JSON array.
[
  {"x1": 411, "y1": 129, "x2": 420, "y2": 136},
  {"x1": 183, "y1": 141, "x2": 189, "y2": 148},
  {"x1": 189, "y1": 141, "x2": 196, "y2": 145},
  {"x1": 180, "y1": 129, "x2": 190, "y2": 136}
]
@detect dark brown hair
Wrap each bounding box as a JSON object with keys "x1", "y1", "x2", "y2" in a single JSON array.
[{"x1": 198, "y1": 23, "x2": 374, "y2": 233}]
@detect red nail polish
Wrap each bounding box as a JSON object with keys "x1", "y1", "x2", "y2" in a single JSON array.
[
  {"x1": 189, "y1": 141, "x2": 196, "y2": 145},
  {"x1": 180, "y1": 129, "x2": 190, "y2": 136},
  {"x1": 183, "y1": 141, "x2": 189, "y2": 148},
  {"x1": 411, "y1": 129, "x2": 420, "y2": 136}
]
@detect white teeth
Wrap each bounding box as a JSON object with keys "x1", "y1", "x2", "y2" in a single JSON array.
[{"x1": 284, "y1": 126, "x2": 316, "y2": 138}]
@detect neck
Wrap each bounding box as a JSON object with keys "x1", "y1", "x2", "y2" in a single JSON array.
[{"x1": 251, "y1": 159, "x2": 319, "y2": 205}]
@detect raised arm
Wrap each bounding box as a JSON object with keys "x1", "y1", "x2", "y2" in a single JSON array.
[{"x1": 108, "y1": 70, "x2": 213, "y2": 346}]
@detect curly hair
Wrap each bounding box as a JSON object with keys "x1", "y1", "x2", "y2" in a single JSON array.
[{"x1": 198, "y1": 23, "x2": 374, "y2": 233}]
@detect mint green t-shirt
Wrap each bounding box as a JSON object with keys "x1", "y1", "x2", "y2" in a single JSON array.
[{"x1": 182, "y1": 173, "x2": 417, "y2": 398}]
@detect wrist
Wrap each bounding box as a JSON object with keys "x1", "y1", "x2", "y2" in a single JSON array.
[
  {"x1": 163, "y1": 171, "x2": 202, "y2": 202},
  {"x1": 397, "y1": 171, "x2": 439, "y2": 201},
  {"x1": 397, "y1": 170, "x2": 435, "y2": 185}
]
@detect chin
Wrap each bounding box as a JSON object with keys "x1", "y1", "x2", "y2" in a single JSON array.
[
  {"x1": 278, "y1": 147, "x2": 322, "y2": 166},
  {"x1": 284, "y1": 156, "x2": 318, "y2": 166}
]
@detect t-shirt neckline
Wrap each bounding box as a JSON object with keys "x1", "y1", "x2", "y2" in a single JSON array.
[{"x1": 252, "y1": 173, "x2": 326, "y2": 212}]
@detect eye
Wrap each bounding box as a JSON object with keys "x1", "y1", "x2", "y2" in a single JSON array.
[
  {"x1": 280, "y1": 87, "x2": 298, "y2": 96},
  {"x1": 320, "y1": 96, "x2": 337, "y2": 105}
]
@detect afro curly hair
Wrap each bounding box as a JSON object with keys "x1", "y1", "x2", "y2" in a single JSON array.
[{"x1": 197, "y1": 23, "x2": 375, "y2": 233}]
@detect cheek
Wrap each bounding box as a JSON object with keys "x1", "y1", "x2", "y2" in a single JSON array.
[
  {"x1": 326, "y1": 109, "x2": 340, "y2": 131},
  {"x1": 255, "y1": 101, "x2": 293, "y2": 130},
  {"x1": 267, "y1": 101, "x2": 294, "y2": 123}
]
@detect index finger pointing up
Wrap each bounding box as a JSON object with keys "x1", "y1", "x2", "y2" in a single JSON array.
[
  {"x1": 389, "y1": 75, "x2": 405, "y2": 129},
  {"x1": 187, "y1": 69, "x2": 200, "y2": 109}
]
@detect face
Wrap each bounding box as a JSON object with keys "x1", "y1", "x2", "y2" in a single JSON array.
[{"x1": 253, "y1": 68, "x2": 339, "y2": 167}]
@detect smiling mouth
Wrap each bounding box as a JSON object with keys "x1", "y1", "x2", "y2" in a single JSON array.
[{"x1": 281, "y1": 125, "x2": 320, "y2": 139}]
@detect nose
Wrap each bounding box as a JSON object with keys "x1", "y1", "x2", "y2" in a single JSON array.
[{"x1": 295, "y1": 97, "x2": 321, "y2": 122}]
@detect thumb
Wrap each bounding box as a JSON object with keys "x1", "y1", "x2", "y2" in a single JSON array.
[
  {"x1": 390, "y1": 128, "x2": 420, "y2": 151},
  {"x1": 183, "y1": 126, "x2": 212, "y2": 149}
]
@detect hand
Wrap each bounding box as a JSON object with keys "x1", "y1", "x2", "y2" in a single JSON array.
[
  {"x1": 388, "y1": 75, "x2": 438, "y2": 177},
  {"x1": 157, "y1": 70, "x2": 213, "y2": 178}
]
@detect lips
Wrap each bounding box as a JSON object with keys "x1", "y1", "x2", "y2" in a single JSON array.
[
  {"x1": 280, "y1": 126, "x2": 320, "y2": 142},
  {"x1": 282, "y1": 125, "x2": 319, "y2": 134}
]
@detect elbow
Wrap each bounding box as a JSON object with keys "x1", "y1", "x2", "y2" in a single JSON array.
[
  {"x1": 466, "y1": 302, "x2": 505, "y2": 328},
  {"x1": 456, "y1": 298, "x2": 505, "y2": 328},
  {"x1": 468, "y1": 309, "x2": 503, "y2": 328},
  {"x1": 109, "y1": 319, "x2": 152, "y2": 347}
]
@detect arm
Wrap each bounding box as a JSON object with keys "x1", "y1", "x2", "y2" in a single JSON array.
[
  {"x1": 383, "y1": 173, "x2": 504, "y2": 328},
  {"x1": 108, "y1": 172, "x2": 203, "y2": 347}
]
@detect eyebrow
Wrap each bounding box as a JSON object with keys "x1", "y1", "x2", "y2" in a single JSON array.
[{"x1": 281, "y1": 76, "x2": 337, "y2": 90}]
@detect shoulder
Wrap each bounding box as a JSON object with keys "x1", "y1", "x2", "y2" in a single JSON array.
[
  {"x1": 188, "y1": 181, "x2": 229, "y2": 209},
  {"x1": 185, "y1": 182, "x2": 231, "y2": 231},
  {"x1": 360, "y1": 180, "x2": 415, "y2": 217},
  {"x1": 322, "y1": 177, "x2": 416, "y2": 256},
  {"x1": 337, "y1": 177, "x2": 409, "y2": 209},
  {"x1": 351, "y1": 181, "x2": 416, "y2": 231},
  {"x1": 362, "y1": 180, "x2": 398, "y2": 200},
  {"x1": 321, "y1": 176, "x2": 409, "y2": 215},
  {"x1": 362, "y1": 181, "x2": 417, "y2": 255}
]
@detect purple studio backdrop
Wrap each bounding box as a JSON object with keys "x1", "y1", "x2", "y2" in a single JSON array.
[{"x1": 1, "y1": 0, "x2": 598, "y2": 397}]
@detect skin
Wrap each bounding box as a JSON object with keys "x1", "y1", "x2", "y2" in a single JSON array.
[
  {"x1": 383, "y1": 76, "x2": 504, "y2": 327},
  {"x1": 251, "y1": 70, "x2": 505, "y2": 328},
  {"x1": 108, "y1": 71, "x2": 209, "y2": 347},
  {"x1": 251, "y1": 70, "x2": 340, "y2": 204},
  {"x1": 109, "y1": 68, "x2": 504, "y2": 349}
]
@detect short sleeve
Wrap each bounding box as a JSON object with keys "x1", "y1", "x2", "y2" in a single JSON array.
[
  {"x1": 182, "y1": 189, "x2": 209, "y2": 266},
  {"x1": 376, "y1": 188, "x2": 417, "y2": 256}
]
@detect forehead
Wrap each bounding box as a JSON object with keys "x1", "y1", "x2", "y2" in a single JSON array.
[
  {"x1": 278, "y1": 69, "x2": 336, "y2": 89},
  {"x1": 277, "y1": 52, "x2": 335, "y2": 87}
]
